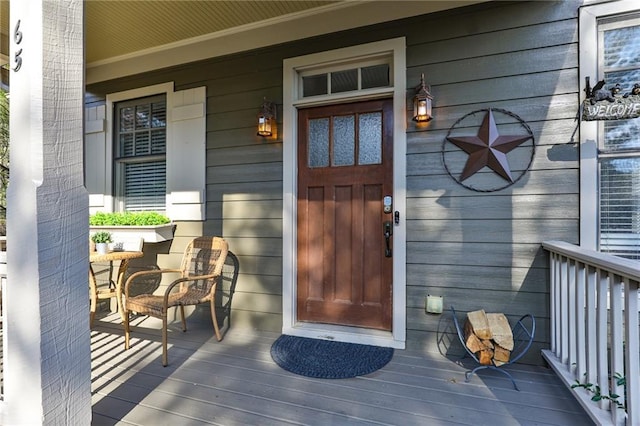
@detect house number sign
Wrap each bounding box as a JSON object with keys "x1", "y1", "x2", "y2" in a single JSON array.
[{"x1": 13, "y1": 19, "x2": 23, "y2": 72}]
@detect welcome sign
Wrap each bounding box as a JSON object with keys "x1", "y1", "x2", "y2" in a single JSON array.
[
  {"x1": 582, "y1": 97, "x2": 640, "y2": 121},
  {"x1": 582, "y1": 79, "x2": 640, "y2": 121}
]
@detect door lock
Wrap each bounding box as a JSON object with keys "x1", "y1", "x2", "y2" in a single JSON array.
[
  {"x1": 383, "y1": 195, "x2": 392, "y2": 214},
  {"x1": 384, "y1": 221, "x2": 393, "y2": 257}
]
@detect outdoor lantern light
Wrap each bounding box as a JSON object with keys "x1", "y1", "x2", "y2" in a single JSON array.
[
  {"x1": 257, "y1": 98, "x2": 276, "y2": 137},
  {"x1": 413, "y1": 73, "x2": 433, "y2": 122}
]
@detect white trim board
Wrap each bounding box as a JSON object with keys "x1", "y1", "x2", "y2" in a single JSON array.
[
  {"x1": 282, "y1": 37, "x2": 407, "y2": 349},
  {"x1": 578, "y1": 0, "x2": 640, "y2": 250}
]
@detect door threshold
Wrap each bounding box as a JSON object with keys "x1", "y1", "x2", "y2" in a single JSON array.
[{"x1": 284, "y1": 322, "x2": 403, "y2": 349}]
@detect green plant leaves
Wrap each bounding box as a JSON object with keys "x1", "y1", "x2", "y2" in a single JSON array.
[
  {"x1": 91, "y1": 231, "x2": 112, "y2": 243},
  {"x1": 90, "y1": 211, "x2": 170, "y2": 226}
]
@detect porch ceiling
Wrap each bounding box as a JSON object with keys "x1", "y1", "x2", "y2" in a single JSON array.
[
  {"x1": 84, "y1": 1, "x2": 339, "y2": 64},
  {"x1": 1, "y1": 1, "x2": 488, "y2": 83}
]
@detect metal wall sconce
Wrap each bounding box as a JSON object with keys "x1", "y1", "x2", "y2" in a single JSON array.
[
  {"x1": 257, "y1": 98, "x2": 276, "y2": 137},
  {"x1": 413, "y1": 73, "x2": 434, "y2": 122}
]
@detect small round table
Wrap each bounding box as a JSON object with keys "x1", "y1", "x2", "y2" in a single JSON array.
[{"x1": 89, "y1": 250, "x2": 144, "y2": 325}]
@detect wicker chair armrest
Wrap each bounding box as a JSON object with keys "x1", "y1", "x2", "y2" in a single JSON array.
[
  {"x1": 162, "y1": 273, "x2": 220, "y2": 305},
  {"x1": 124, "y1": 268, "x2": 182, "y2": 296}
]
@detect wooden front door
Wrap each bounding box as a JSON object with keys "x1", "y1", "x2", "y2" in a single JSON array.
[{"x1": 297, "y1": 99, "x2": 393, "y2": 330}]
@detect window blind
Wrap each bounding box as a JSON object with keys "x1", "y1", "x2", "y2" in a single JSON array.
[{"x1": 124, "y1": 161, "x2": 166, "y2": 212}]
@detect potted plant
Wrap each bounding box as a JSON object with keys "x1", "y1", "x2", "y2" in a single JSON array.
[
  {"x1": 89, "y1": 211, "x2": 174, "y2": 243},
  {"x1": 91, "y1": 231, "x2": 112, "y2": 254}
]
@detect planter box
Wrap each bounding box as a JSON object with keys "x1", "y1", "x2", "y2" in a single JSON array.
[{"x1": 90, "y1": 223, "x2": 175, "y2": 244}]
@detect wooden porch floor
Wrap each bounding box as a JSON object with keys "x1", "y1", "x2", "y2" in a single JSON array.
[{"x1": 91, "y1": 314, "x2": 593, "y2": 426}]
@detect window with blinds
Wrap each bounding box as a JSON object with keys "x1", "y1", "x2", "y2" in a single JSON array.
[
  {"x1": 598, "y1": 16, "x2": 640, "y2": 259},
  {"x1": 114, "y1": 94, "x2": 167, "y2": 212}
]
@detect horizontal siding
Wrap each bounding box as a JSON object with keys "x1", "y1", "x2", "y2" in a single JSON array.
[
  {"x1": 209, "y1": 199, "x2": 283, "y2": 220},
  {"x1": 407, "y1": 219, "x2": 578, "y2": 243},
  {"x1": 407, "y1": 168, "x2": 580, "y2": 192},
  {"x1": 402, "y1": 0, "x2": 579, "y2": 45},
  {"x1": 407, "y1": 263, "x2": 548, "y2": 292},
  {"x1": 417, "y1": 93, "x2": 579, "y2": 131},
  {"x1": 408, "y1": 242, "x2": 548, "y2": 269},
  {"x1": 86, "y1": 1, "x2": 583, "y2": 358},
  {"x1": 422, "y1": 43, "x2": 579, "y2": 84},
  {"x1": 404, "y1": 1, "x2": 580, "y2": 364},
  {"x1": 407, "y1": 192, "x2": 579, "y2": 219},
  {"x1": 206, "y1": 181, "x2": 282, "y2": 201},
  {"x1": 206, "y1": 162, "x2": 282, "y2": 184},
  {"x1": 410, "y1": 145, "x2": 576, "y2": 174},
  {"x1": 407, "y1": 19, "x2": 577, "y2": 67},
  {"x1": 432, "y1": 68, "x2": 577, "y2": 108},
  {"x1": 207, "y1": 143, "x2": 283, "y2": 166},
  {"x1": 408, "y1": 118, "x2": 580, "y2": 154}
]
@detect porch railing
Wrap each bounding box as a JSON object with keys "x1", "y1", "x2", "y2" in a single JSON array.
[{"x1": 542, "y1": 240, "x2": 640, "y2": 426}]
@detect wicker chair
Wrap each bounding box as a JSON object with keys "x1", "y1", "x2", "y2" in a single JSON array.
[
  {"x1": 213, "y1": 251, "x2": 240, "y2": 336},
  {"x1": 123, "y1": 236, "x2": 229, "y2": 366}
]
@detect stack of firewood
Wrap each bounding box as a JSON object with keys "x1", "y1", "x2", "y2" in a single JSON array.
[{"x1": 463, "y1": 309, "x2": 514, "y2": 366}]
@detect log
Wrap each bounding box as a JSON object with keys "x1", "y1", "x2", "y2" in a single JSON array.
[
  {"x1": 464, "y1": 319, "x2": 487, "y2": 352},
  {"x1": 467, "y1": 309, "x2": 492, "y2": 340},
  {"x1": 463, "y1": 309, "x2": 514, "y2": 366},
  {"x1": 481, "y1": 339, "x2": 494, "y2": 350},
  {"x1": 465, "y1": 331, "x2": 486, "y2": 353},
  {"x1": 478, "y1": 349, "x2": 493, "y2": 365},
  {"x1": 493, "y1": 344, "x2": 511, "y2": 363},
  {"x1": 486, "y1": 313, "x2": 514, "y2": 350}
]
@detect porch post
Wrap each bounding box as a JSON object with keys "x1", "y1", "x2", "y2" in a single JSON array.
[{"x1": 4, "y1": 0, "x2": 90, "y2": 424}]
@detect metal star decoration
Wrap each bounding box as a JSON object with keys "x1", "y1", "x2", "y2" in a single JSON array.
[{"x1": 446, "y1": 109, "x2": 533, "y2": 182}]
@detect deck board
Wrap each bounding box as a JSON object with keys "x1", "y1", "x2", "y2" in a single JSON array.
[{"x1": 91, "y1": 314, "x2": 593, "y2": 425}]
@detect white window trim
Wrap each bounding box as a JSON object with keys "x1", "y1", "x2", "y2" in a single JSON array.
[
  {"x1": 100, "y1": 82, "x2": 207, "y2": 221},
  {"x1": 105, "y1": 82, "x2": 175, "y2": 213},
  {"x1": 579, "y1": 0, "x2": 639, "y2": 250},
  {"x1": 282, "y1": 37, "x2": 407, "y2": 349}
]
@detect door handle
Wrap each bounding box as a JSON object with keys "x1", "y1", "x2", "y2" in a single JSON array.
[{"x1": 384, "y1": 221, "x2": 393, "y2": 257}]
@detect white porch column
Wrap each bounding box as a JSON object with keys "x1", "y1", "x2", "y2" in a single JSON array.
[{"x1": 3, "y1": 0, "x2": 90, "y2": 424}]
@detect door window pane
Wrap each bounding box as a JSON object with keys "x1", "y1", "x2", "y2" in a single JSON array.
[
  {"x1": 303, "y1": 74, "x2": 328, "y2": 97},
  {"x1": 333, "y1": 115, "x2": 355, "y2": 166},
  {"x1": 358, "y1": 112, "x2": 382, "y2": 165},
  {"x1": 362, "y1": 64, "x2": 390, "y2": 89},
  {"x1": 300, "y1": 62, "x2": 391, "y2": 98},
  {"x1": 332, "y1": 69, "x2": 358, "y2": 93},
  {"x1": 309, "y1": 118, "x2": 330, "y2": 167}
]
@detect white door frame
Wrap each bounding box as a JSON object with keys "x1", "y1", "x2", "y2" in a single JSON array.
[{"x1": 282, "y1": 37, "x2": 407, "y2": 349}]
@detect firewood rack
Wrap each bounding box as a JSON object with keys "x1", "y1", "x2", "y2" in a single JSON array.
[{"x1": 450, "y1": 306, "x2": 536, "y2": 391}]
